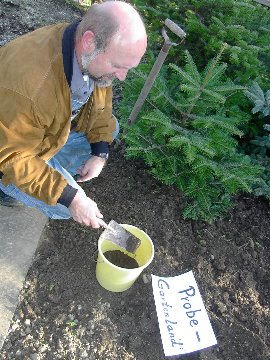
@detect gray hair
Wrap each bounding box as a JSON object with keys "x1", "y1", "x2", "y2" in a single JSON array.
[{"x1": 76, "y1": 3, "x2": 120, "y2": 52}]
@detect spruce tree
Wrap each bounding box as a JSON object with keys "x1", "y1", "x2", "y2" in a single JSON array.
[
  {"x1": 119, "y1": 45, "x2": 263, "y2": 221},
  {"x1": 244, "y1": 82, "x2": 270, "y2": 202}
]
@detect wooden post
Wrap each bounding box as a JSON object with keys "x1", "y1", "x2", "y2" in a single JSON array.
[{"x1": 253, "y1": 0, "x2": 270, "y2": 7}]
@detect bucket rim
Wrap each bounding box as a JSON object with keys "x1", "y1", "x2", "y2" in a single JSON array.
[{"x1": 97, "y1": 224, "x2": 154, "y2": 271}]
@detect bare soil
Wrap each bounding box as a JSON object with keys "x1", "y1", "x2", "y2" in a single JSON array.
[
  {"x1": 1, "y1": 0, "x2": 270, "y2": 359},
  {"x1": 103, "y1": 251, "x2": 139, "y2": 269}
]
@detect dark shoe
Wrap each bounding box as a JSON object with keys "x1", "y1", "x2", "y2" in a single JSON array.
[{"x1": 0, "y1": 190, "x2": 24, "y2": 207}]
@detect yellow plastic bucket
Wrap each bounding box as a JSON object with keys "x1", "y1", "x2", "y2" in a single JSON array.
[{"x1": 96, "y1": 224, "x2": 154, "y2": 292}]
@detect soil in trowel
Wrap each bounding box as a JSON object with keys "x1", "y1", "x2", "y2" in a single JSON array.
[{"x1": 104, "y1": 250, "x2": 139, "y2": 269}]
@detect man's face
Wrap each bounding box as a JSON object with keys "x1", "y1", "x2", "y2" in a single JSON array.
[
  {"x1": 81, "y1": 38, "x2": 147, "y2": 88},
  {"x1": 81, "y1": 50, "x2": 115, "y2": 87}
]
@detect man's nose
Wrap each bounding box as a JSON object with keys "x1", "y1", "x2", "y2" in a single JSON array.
[{"x1": 115, "y1": 69, "x2": 128, "y2": 81}]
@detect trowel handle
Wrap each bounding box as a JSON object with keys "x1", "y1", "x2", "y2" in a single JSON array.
[
  {"x1": 97, "y1": 218, "x2": 108, "y2": 228},
  {"x1": 97, "y1": 218, "x2": 115, "y2": 233}
]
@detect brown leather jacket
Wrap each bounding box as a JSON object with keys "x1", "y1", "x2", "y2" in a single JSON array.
[{"x1": 0, "y1": 23, "x2": 115, "y2": 205}]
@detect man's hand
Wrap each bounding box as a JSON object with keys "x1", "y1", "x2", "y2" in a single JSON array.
[
  {"x1": 69, "y1": 191, "x2": 104, "y2": 228},
  {"x1": 76, "y1": 156, "x2": 106, "y2": 182}
]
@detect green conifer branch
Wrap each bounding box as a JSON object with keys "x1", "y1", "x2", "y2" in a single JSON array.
[{"x1": 119, "y1": 36, "x2": 263, "y2": 220}]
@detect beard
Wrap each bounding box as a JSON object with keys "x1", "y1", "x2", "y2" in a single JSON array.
[{"x1": 81, "y1": 51, "x2": 115, "y2": 88}]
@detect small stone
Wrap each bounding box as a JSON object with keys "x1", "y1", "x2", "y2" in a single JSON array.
[
  {"x1": 23, "y1": 281, "x2": 31, "y2": 289},
  {"x1": 217, "y1": 302, "x2": 226, "y2": 314},
  {"x1": 87, "y1": 321, "x2": 95, "y2": 330},
  {"x1": 25, "y1": 327, "x2": 31, "y2": 335},
  {"x1": 223, "y1": 292, "x2": 230, "y2": 303},
  {"x1": 56, "y1": 314, "x2": 66, "y2": 325},
  {"x1": 30, "y1": 353, "x2": 39, "y2": 360},
  {"x1": 80, "y1": 349, "x2": 88, "y2": 358},
  {"x1": 249, "y1": 238, "x2": 255, "y2": 250},
  {"x1": 25, "y1": 319, "x2": 31, "y2": 326},
  {"x1": 26, "y1": 304, "x2": 36, "y2": 318},
  {"x1": 15, "y1": 350, "x2": 22, "y2": 358},
  {"x1": 18, "y1": 309, "x2": 24, "y2": 320},
  {"x1": 11, "y1": 323, "x2": 19, "y2": 331},
  {"x1": 228, "y1": 292, "x2": 237, "y2": 303},
  {"x1": 68, "y1": 314, "x2": 75, "y2": 321},
  {"x1": 142, "y1": 274, "x2": 151, "y2": 284},
  {"x1": 34, "y1": 340, "x2": 40, "y2": 348},
  {"x1": 39, "y1": 345, "x2": 47, "y2": 353}
]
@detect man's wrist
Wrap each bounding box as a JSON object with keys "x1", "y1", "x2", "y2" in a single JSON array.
[
  {"x1": 58, "y1": 184, "x2": 78, "y2": 207},
  {"x1": 93, "y1": 152, "x2": 109, "y2": 160}
]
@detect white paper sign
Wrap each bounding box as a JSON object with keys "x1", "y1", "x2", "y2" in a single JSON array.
[{"x1": 151, "y1": 271, "x2": 217, "y2": 356}]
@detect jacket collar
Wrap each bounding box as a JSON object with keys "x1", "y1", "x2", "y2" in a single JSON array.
[{"x1": 62, "y1": 21, "x2": 80, "y2": 87}]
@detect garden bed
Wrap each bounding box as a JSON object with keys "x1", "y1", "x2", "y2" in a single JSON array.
[{"x1": 1, "y1": 145, "x2": 270, "y2": 360}]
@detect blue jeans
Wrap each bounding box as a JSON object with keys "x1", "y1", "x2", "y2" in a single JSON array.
[{"x1": 0, "y1": 122, "x2": 119, "y2": 219}]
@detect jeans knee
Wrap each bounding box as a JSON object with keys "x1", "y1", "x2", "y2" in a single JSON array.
[{"x1": 113, "y1": 115, "x2": 120, "y2": 139}]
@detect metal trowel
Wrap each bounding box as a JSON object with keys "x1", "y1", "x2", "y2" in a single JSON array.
[{"x1": 98, "y1": 219, "x2": 141, "y2": 254}]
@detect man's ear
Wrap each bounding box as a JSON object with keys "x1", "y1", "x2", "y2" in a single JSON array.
[{"x1": 81, "y1": 30, "x2": 96, "y2": 53}]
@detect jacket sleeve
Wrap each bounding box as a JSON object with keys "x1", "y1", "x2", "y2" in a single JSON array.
[{"x1": 0, "y1": 89, "x2": 69, "y2": 205}]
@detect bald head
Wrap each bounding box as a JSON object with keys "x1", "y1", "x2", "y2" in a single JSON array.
[
  {"x1": 76, "y1": 1, "x2": 147, "y2": 52},
  {"x1": 75, "y1": 1, "x2": 147, "y2": 87}
]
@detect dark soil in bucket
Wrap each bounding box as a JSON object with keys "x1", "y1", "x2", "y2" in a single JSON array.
[{"x1": 104, "y1": 250, "x2": 139, "y2": 269}]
